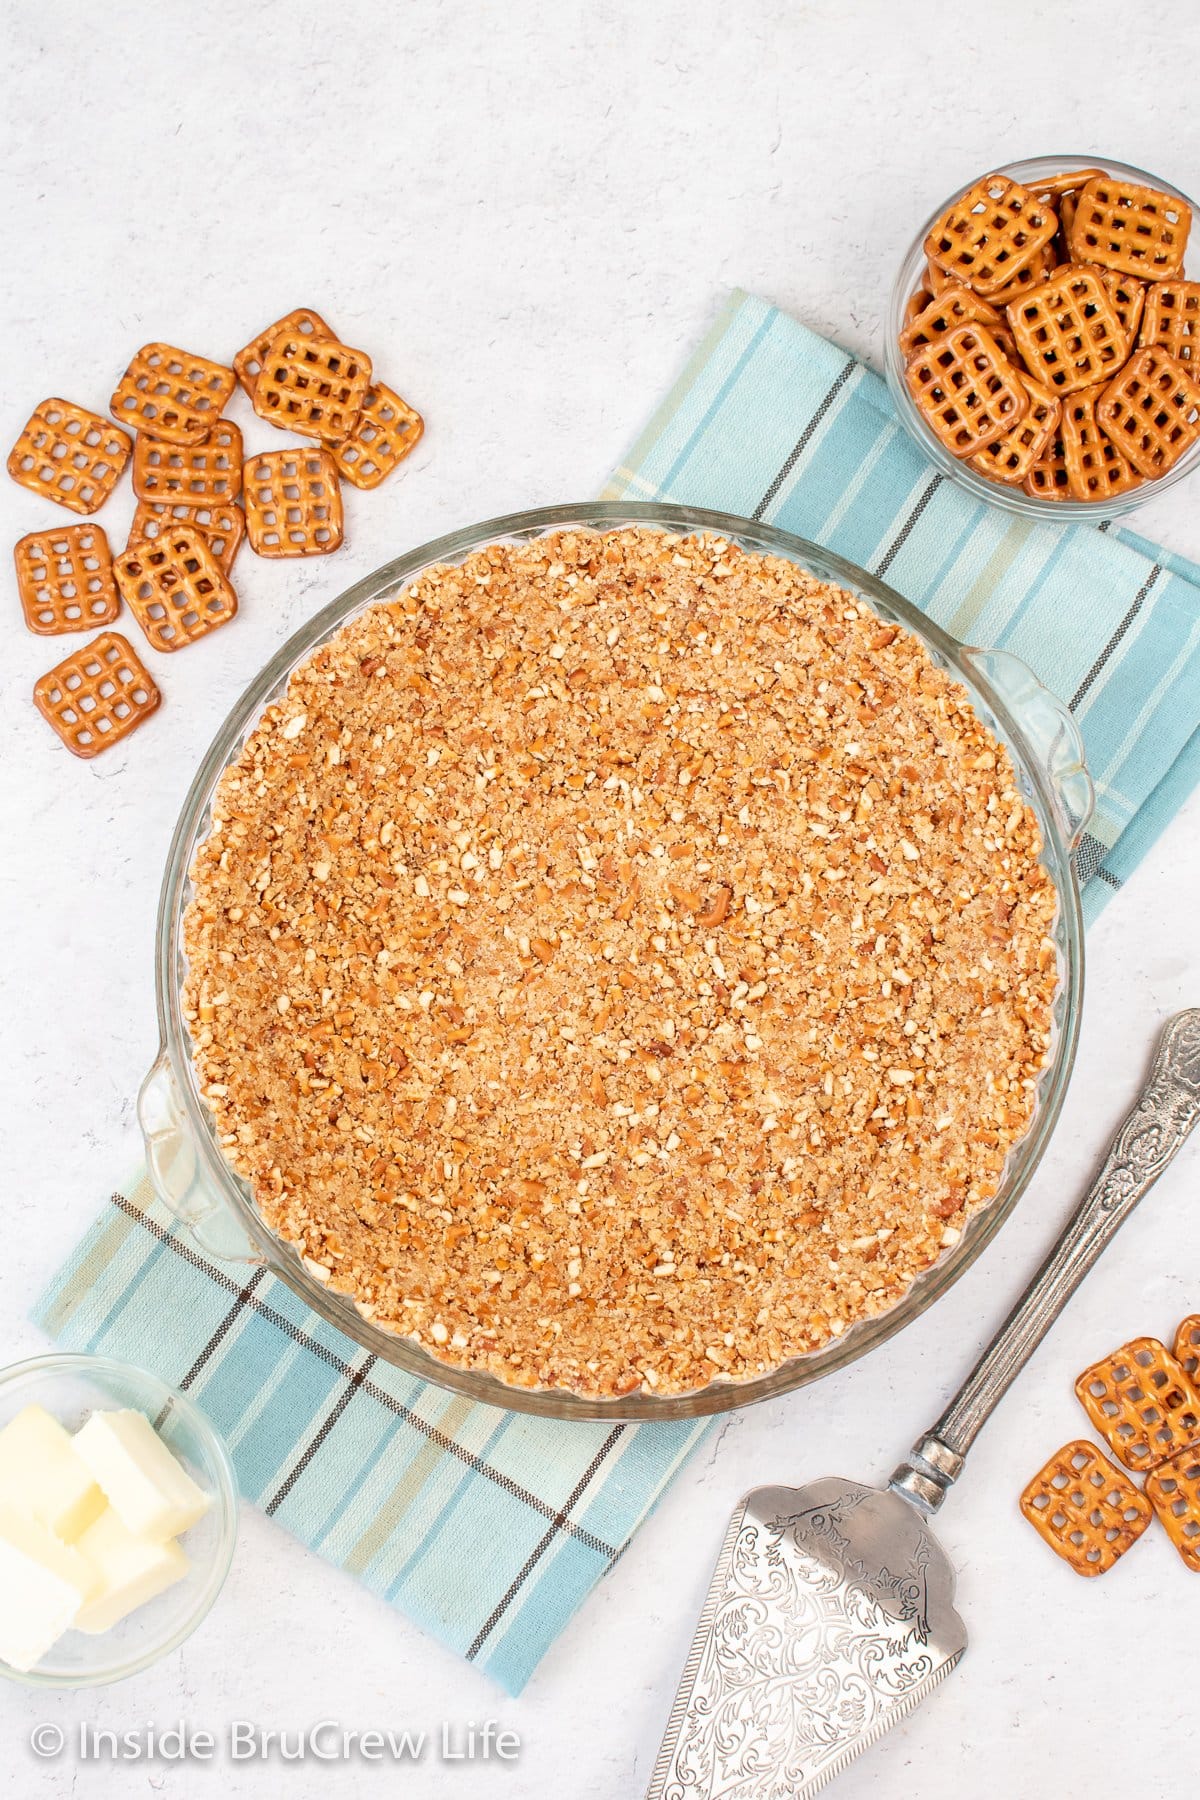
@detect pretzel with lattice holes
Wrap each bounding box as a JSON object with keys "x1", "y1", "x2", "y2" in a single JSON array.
[
  {"x1": 1024, "y1": 434, "x2": 1071, "y2": 501},
  {"x1": 1033, "y1": 169, "x2": 1104, "y2": 207},
  {"x1": 15, "y1": 524, "x2": 120, "y2": 636},
  {"x1": 987, "y1": 242, "x2": 1058, "y2": 311},
  {"x1": 111, "y1": 344, "x2": 236, "y2": 445},
  {"x1": 1140, "y1": 280, "x2": 1200, "y2": 373},
  {"x1": 132, "y1": 419, "x2": 243, "y2": 504},
  {"x1": 243, "y1": 449, "x2": 344, "y2": 557},
  {"x1": 1096, "y1": 346, "x2": 1200, "y2": 479},
  {"x1": 898, "y1": 285, "x2": 1001, "y2": 356},
  {"x1": 1061, "y1": 384, "x2": 1143, "y2": 503},
  {"x1": 1007, "y1": 265, "x2": 1129, "y2": 396},
  {"x1": 904, "y1": 324, "x2": 1029, "y2": 457},
  {"x1": 252, "y1": 334, "x2": 371, "y2": 441},
  {"x1": 1175, "y1": 1315, "x2": 1200, "y2": 1382},
  {"x1": 1075, "y1": 1336, "x2": 1200, "y2": 1472},
  {"x1": 1020, "y1": 1440, "x2": 1152, "y2": 1576},
  {"x1": 233, "y1": 307, "x2": 334, "y2": 399},
  {"x1": 970, "y1": 374, "x2": 1061, "y2": 486},
  {"x1": 115, "y1": 525, "x2": 238, "y2": 652},
  {"x1": 904, "y1": 288, "x2": 932, "y2": 328},
  {"x1": 33, "y1": 630, "x2": 160, "y2": 759},
  {"x1": 1145, "y1": 1445, "x2": 1200, "y2": 1573},
  {"x1": 925, "y1": 175, "x2": 1058, "y2": 298},
  {"x1": 330, "y1": 383, "x2": 423, "y2": 489},
  {"x1": 7, "y1": 400, "x2": 131, "y2": 515},
  {"x1": 1069, "y1": 177, "x2": 1191, "y2": 281},
  {"x1": 1092, "y1": 269, "x2": 1146, "y2": 344},
  {"x1": 128, "y1": 500, "x2": 244, "y2": 576}
]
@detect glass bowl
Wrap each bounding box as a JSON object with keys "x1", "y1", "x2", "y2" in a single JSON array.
[
  {"x1": 138, "y1": 502, "x2": 1090, "y2": 1421},
  {"x1": 885, "y1": 154, "x2": 1200, "y2": 521},
  {"x1": 0, "y1": 1354, "x2": 238, "y2": 1687}
]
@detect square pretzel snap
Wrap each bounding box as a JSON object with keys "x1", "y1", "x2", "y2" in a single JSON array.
[
  {"x1": 1007, "y1": 265, "x2": 1129, "y2": 395},
  {"x1": 233, "y1": 307, "x2": 334, "y2": 398},
  {"x1": 970, "y1": 374, "x2": 1061, "y2": 486},
  {"x1": 132, "y1": 419, "x2": 243, "y2": 503},
  {"x1": 904, "y1": 323, "x2": 1029, "y2": 457},
  {"x1": 1174, "y1": 1314, "x2": 1200, "y2": 1382},
  {"x1": 1061, "y1": 384, "x2": 1143, "y2": 503},
  {"x1": 898, "y1": 284, "x2": 1001, "y2": 356},
  {"x1": 1096, "y1": 346, "x2": 1200, "y2": 479},
  {"x1": 1023, "y1": 434, "x2": 1071, "y2": 501},
  {"x1": 33, "y1": 630, "x2": 160, "y2": 759},
  {"x1": 1139, "y1": 280, "x2": 1200, "y2": 371},
  {"x1": 1089, "y1": 268, "x2": 1146, "y2": 344},
  {"x1": 1075, "y1": 1336, "x2": 1200, "y2": 1472},
  {"x1": 128, "y1": 500, "x2": 244, "y2": 576},
  {"x1": 1020, "y1": 1440, "x2": 1152, "y2": 1577},
  {"x1": 111, "y1": 343, "x2": 236, "y2": 444},
  {"x1": 1069, "y1": 176, "x2": 1191, "y2": 280},
  {"x1": 330, "y1": 383, "x2": 423, "y2": 489},
  {"x1": 925, "y1": 174, "x2": 1058, "y2": 297},
  {"x1": 243, "y1": 449, "x2": 344, "y2": 557},
  {"x1": 985, "y1": 242, "x2": 1056, "y2": 311},
  {"x1": 8, "y1": 399, "x2": 131, "y2": 515},
  {"x1": 1145, "y1": 1444, "x2": 1200, "y2": 1572},
  {"x1": 15, "y1": 524, "x2": 120, "y2": 636},
  {"x1": 115, "y1": 525, "x2": 238, "y2": 652},
  {"x1": 252, "y1": 334, "x2": 372, "y2": 441}
]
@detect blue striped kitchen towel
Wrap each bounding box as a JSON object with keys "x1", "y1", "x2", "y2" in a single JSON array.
[
  {"x1": 605, "y1": 290, "x2": 1200, "y2": 922},
  {"x1": 32, "y1": 291, "x2": 1200, "y2": 1694}
]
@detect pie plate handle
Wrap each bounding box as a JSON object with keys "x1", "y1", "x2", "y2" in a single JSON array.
[
  {"x1": 961, "y1": 646, "x2": 1095, "y2": 854},
  {"x1": 137, "y1": 1050, "x2": 264, "y2": 1266}
]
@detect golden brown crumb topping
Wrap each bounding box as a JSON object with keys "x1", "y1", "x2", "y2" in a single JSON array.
[{"x1": 183, "y1": 528, "x2": 1058, "y2": 1397}]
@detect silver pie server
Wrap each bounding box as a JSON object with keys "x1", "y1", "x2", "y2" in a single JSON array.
[{"x1": 647, "y1": 1007, "x2": 1200, "y2": 1800}]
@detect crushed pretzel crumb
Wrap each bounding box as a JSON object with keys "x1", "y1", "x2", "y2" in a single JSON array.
[{"x1": 183, "y1": 528, "x2": 1059, "y2": 1398}]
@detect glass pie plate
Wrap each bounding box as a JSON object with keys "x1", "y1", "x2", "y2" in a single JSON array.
[{"x1": 138, "y1": 502, "x2": 1091, "y2": 1420}]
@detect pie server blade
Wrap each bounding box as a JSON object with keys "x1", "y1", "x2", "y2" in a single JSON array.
[{"x1": 646, "y1": 1008, "x2": 1200, "y2": 1799}]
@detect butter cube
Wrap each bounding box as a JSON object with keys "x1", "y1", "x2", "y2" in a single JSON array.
[
  {"x1": 0, "y1": 1505, "x2": 95, "y2": 1671},
  {"x1": 73, "y1": 1508, "x2": 189, "y2": 1634},
  {"x1": 0, "y1": 1405, "x2": 105, "y2": 1542},
  {"x1": 73, "y1": 1410, "x2": 209, "y2": 1540}
]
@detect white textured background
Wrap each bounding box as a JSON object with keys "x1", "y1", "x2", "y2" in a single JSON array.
[{"x1": 2, "y1": 1, "x2": 1199, "y2": 1795}]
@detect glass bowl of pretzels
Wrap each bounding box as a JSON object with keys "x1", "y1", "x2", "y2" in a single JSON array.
[{"x1": 886, "y1": 156, "x2": 1199, "y2": 518}]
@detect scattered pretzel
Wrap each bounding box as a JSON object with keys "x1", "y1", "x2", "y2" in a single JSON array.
[
  {"x1": 33, "y1": 631, "x2": 160, "y2": 759},
  {"x1": 15, "y1": 524, "x2": 120, "y2": 636},
  {"x1": 131, "y1": 419, "x2": 243, "y2": 503},
  {"x1": 115, "y1": 525, "x2": 238, "y2": 652},
  {"x1": 233, "y1": 307, "x2": 334, "y2": 399},
  {"x1": 128, "y1": 499, "x2": 245, "y2": 576},
  {"x1": 243, "y1": 448, "x2": 344, "y2": 557},
  {"x1": 1145, "y1": 1445, "x2": 1200, "y2": 1572},
  {"x1": 1020, "y1": 1440, "x2": 1153, "y2": 1576},
  {"x1": 8, "y1": 400, "x2": 131, "y2": 515},
  {"x1": 110, "y1": 343, "x2": 236, "y2": 444},
  {"x1": 1075, "y1": 1336, "x2": 1200, "y2": 1473},
  {"x1": 252, "y1": 333, "x2": 372, "y2": 441}
]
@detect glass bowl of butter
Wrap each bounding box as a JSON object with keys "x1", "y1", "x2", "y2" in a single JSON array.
[{"x1": 0, "y1": 1354, "x2": 238, "y2": 1686}]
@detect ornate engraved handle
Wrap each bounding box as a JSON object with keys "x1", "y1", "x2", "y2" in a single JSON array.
[{"x1": 891, "y1": 1009, "x2": 1200, "y2": 1514}]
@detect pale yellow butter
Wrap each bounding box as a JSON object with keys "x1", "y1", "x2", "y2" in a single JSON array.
[
  {"x1": 0, "y1": 1405, "x2": 105, "y2": 1542},
  {"x1": 0, "y1": 1505, "x2": 95, "y2": 1671},
  {"x1": 73, "y1": 1410, "x2": 209, "y2": 1540},
  {"x1": 73, "y1": 1508, "x2": 189, "y2": 1635}
]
